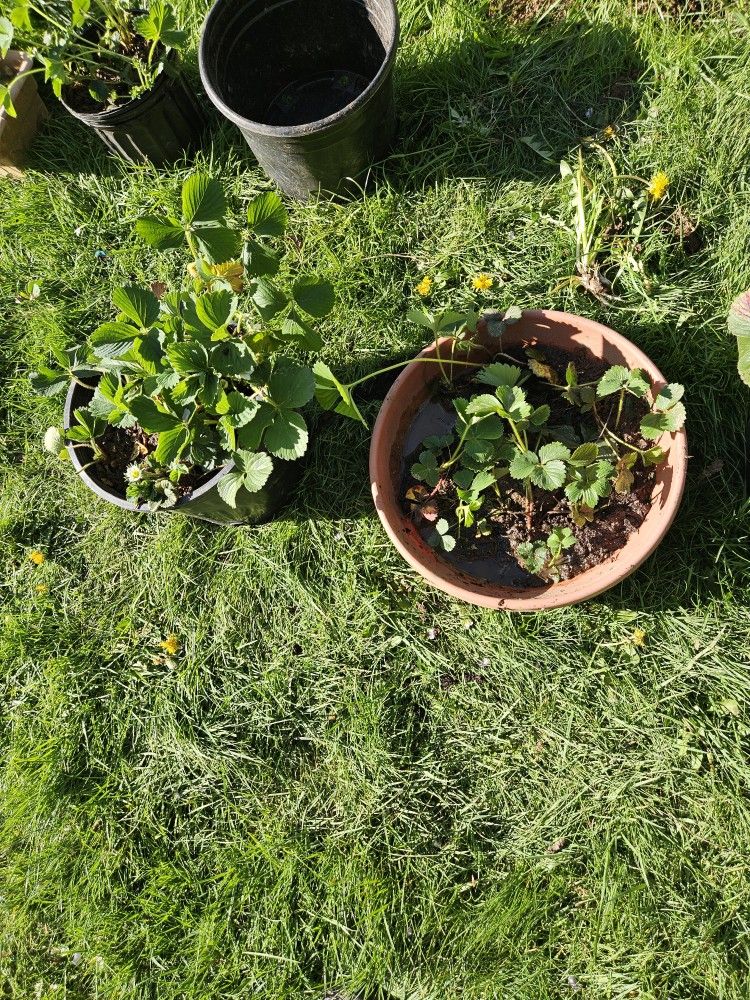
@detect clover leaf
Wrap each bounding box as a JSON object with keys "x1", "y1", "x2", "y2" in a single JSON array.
[
  {"x1": 428, "y1": 518, "x2": 456, "y2": 552},
  {"x1": 411, "y1": 449, "x2": 441, "y2": 487}
]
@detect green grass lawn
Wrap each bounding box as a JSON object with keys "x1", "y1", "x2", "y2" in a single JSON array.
[{"x1": 2, "y1": 0, "x2": 750, "y2": 996}]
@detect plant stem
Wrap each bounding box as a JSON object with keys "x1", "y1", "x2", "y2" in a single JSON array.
[
  {"x1": 507, "y1": 418, "x2": 526, "y2": 451},
  {"x1": 439, "y1": 423, "x2": 473, "y2": 471},
  {"x1": 434, "y1": 333, "x2": 449, "y2": 384},
  {"x1": 525, "y1": 480, "x2": 533, "y2": 532},
  {"x1": 615, "y1": 388, "x2": 625, "y2": 429},
  {"x1": 346, "y1": 356, "x2": 482, "y2": 391}
]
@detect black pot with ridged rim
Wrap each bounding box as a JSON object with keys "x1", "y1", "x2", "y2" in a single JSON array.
[
  {"x1": 60, "y1": 58, "x2": 208, "y2": 165},
  {"x1": 64, "y1": 380, "x2": 302, "y2": 525},
  {"x1": 199, "y1": 0, "x2": 399, "y2": 200}
]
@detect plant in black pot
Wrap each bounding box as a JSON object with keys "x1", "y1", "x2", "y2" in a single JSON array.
[
  {"x1": 32, "y1": 173, "x2": 336, "y2": 524},
  {"x1": 0, "y1": 0, "x2": 206, "y2": 163},
  {"x1": 198, "y1": 0, "x2": 399, "y2": 200}
]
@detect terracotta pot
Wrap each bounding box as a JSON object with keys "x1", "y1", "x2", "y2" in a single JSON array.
[
  {"x1": 0, "y1": 51, "x2": 48, "y2": 178},
  {"x1": 369, "y1": 310, "x2": 688, "y2": 610}
]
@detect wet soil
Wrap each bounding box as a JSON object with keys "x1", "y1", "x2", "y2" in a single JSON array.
[
  {"x1": 63, "y1": 35, "x2": 163, "y2": 113},
  {"x1": 85, "y1": 424, "x2": 209, "y2": 505},
  {"x1": 401, "y1": 344, "x2": 657, "y2": 587}
]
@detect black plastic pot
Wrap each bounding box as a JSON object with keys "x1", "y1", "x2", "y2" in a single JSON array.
[
  {"x1": 199, "y1": 0, "x2": 399, "y2": 200},
  {"x1": 64, "y1": 381, "x2": 301, "y2": 525},
  {"x1": 60, "y1": 63, "x2": 208, "y2": 165}
]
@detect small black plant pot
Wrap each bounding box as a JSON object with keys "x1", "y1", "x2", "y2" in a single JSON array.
[
  {"x1": 64, "y1": 380, "x2": 301, "y2": 525},
  {"x1": 60, "y1": 64, "x2": 208, "y2": 165},
  {"x1": 199, "y1": 0, "x2": 399, "y2": 200}
]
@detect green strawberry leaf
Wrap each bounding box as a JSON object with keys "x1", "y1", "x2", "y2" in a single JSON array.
[
  {"x1": 269, "y1": 361, "x2": 315, "y2": 409},
  {"x1": 264, "y1": 410, "x2": 308, "y2": 460},
  {"x1": 217, "y1": 470, "x2": 245, "y2": 507},
  {"x1": 129, "y1": 395, "x2": 181, "y2": 433},
  {"x1": 112, "y1": 285, "x2": 160, "y2": 329},
  {"x1": 252, "y1": 277, "x2": 288, "y2": 321},
  {"x1": 476, "y1": 362, "x2": 522, "y2": 388},
  {"x1": 246, "y1": 191, "x2": 287, "y2": 236},
  {"x1": 166, "y1": 341, "x2": 210, "y2": 374},
  {"x1": 627, "y1": 368, "x2": 650, "y2": 397},
  {"x1": 195, "y1": 226, "x2": 241, "y2": 264},
  {"x1": 292, "y1": 276, "x2": 335, "y2": 318},
  {"x1": 282, "y1": 311, "x2": 323, "y2": 351},
  {"x1": 569, "y1": 442, "x2": 599, "y2": 466},
  {"x1": 135, "y1": 216, "x2": 185, "y2": 251},
  {"x1": 210, "y1": 341, "x2": 255, "y2": 379},
  {"x1": 313, "y1": 361, "x2": 364, "y2": 425},
  {"x1": 597, "y1": 365, "x2": 629, "y2": 397},
  {"x1": 729, "y1": 288, "x2": 750, "y2": 386},
  {"x1": 195, "y1": 289, "x2": 234, "y2": 330},
  {"x1": 154, "y1": 424, "x2": 189, "y2": 465},
  {"x1": 509, "y1": 449, "x2": 537, "y2": 481},
  {"x1": 182, "y1": 174, "x2": 226, "y2": 225},
  {"x1": 234, "y1": 450, "x2": 274, "y2": 492}
]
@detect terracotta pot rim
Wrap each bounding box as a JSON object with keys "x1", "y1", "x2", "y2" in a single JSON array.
[{"x1": 368, "y1": 309, "x2": 688, "y2": 611}]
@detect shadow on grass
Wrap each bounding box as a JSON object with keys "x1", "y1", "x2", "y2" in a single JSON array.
[
  {"x1": 23, "y1": 59, "x2": 222, "y2": 177},
  {"x1": 374, "y1": 18, "x2": 644, "y2": 190},
  {"x1": 26, "y1": 18, "x2": 644, "y2": 187}
]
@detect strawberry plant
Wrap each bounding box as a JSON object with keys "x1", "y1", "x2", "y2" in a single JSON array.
[
  {"x1": 32, "y1": 173, "x2": 334, "y2": 511},
  {"x1": 315, "y1": 308, "x2": 686, "y2": 581},
  {"x1": 1, "y1": 1, "x2": 187, "y2": 116}
]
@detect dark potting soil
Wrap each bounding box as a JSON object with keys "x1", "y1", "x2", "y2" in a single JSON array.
[
  {"x1": 401, "y1": 344, "x2": 657, "y2": 587},
  {"x1": 265, "y1": 70, "x2": 371, "y2": 127},
  {"x1": 86, "y1": 424, "x2": 209, "y2": 505},
  {"x1": 63, "y1": 36, "x2": 165, "y2": 114}
]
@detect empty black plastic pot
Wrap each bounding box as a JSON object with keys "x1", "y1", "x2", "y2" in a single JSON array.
[
  {"x1": 199, "y1": 0, "x2": 399, "y2": 200},
  {"x1": 61, "y1": 61, "x2": 208, "y2": 165},
  {"x1": 64, "y1": 380, "x2": 301, "y2": 525}
]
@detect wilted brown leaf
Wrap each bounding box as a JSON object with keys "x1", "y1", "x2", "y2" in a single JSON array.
[
  {"x1": 528, "y1": 357, "x2": 560, "y2": 384},
  {"x1": 419, "y1": 503, "x2": 439, "y2": 522},
  {"x1": 613, "y1": 453, "x2": 637, "y2": 494}
]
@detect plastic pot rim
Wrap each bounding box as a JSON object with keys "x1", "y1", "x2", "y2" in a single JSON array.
[{"x1": 198, "y1": 0, "x2": 400, "y2": 139}]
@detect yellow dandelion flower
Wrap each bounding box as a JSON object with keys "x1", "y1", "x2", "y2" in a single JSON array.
[
  {"x1": 35, "y1": 583, "x2": 49, "y2": 595},
  {"x1": 416, "y1": 276, "x2": 433, "y2": 297},
  {"x1": 159, "y1": 635, "x2": 180, "y2": 656},
  {"x1": 631, "y1": 627, "x2": 647, "y2": 647},
  {"x1": 647, "y1": 171, "x2": 669, "y2": 201},
  {"x1": 472, "y1": 273, "x2": 494, "y2": 291},
  {"x1": 29, "y1": 550, "x2": 45, "y2": 566},
  {"x1": 603, "y1": 125, "x2": 616, "y2": 139}
]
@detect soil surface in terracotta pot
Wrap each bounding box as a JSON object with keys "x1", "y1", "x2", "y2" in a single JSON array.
[
  {"x1": 369, "y1": 311, "x2": 688, "y2": 611},
  {"x1": 400, "y1": 342, "x2": 657, "y2": 586}
]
